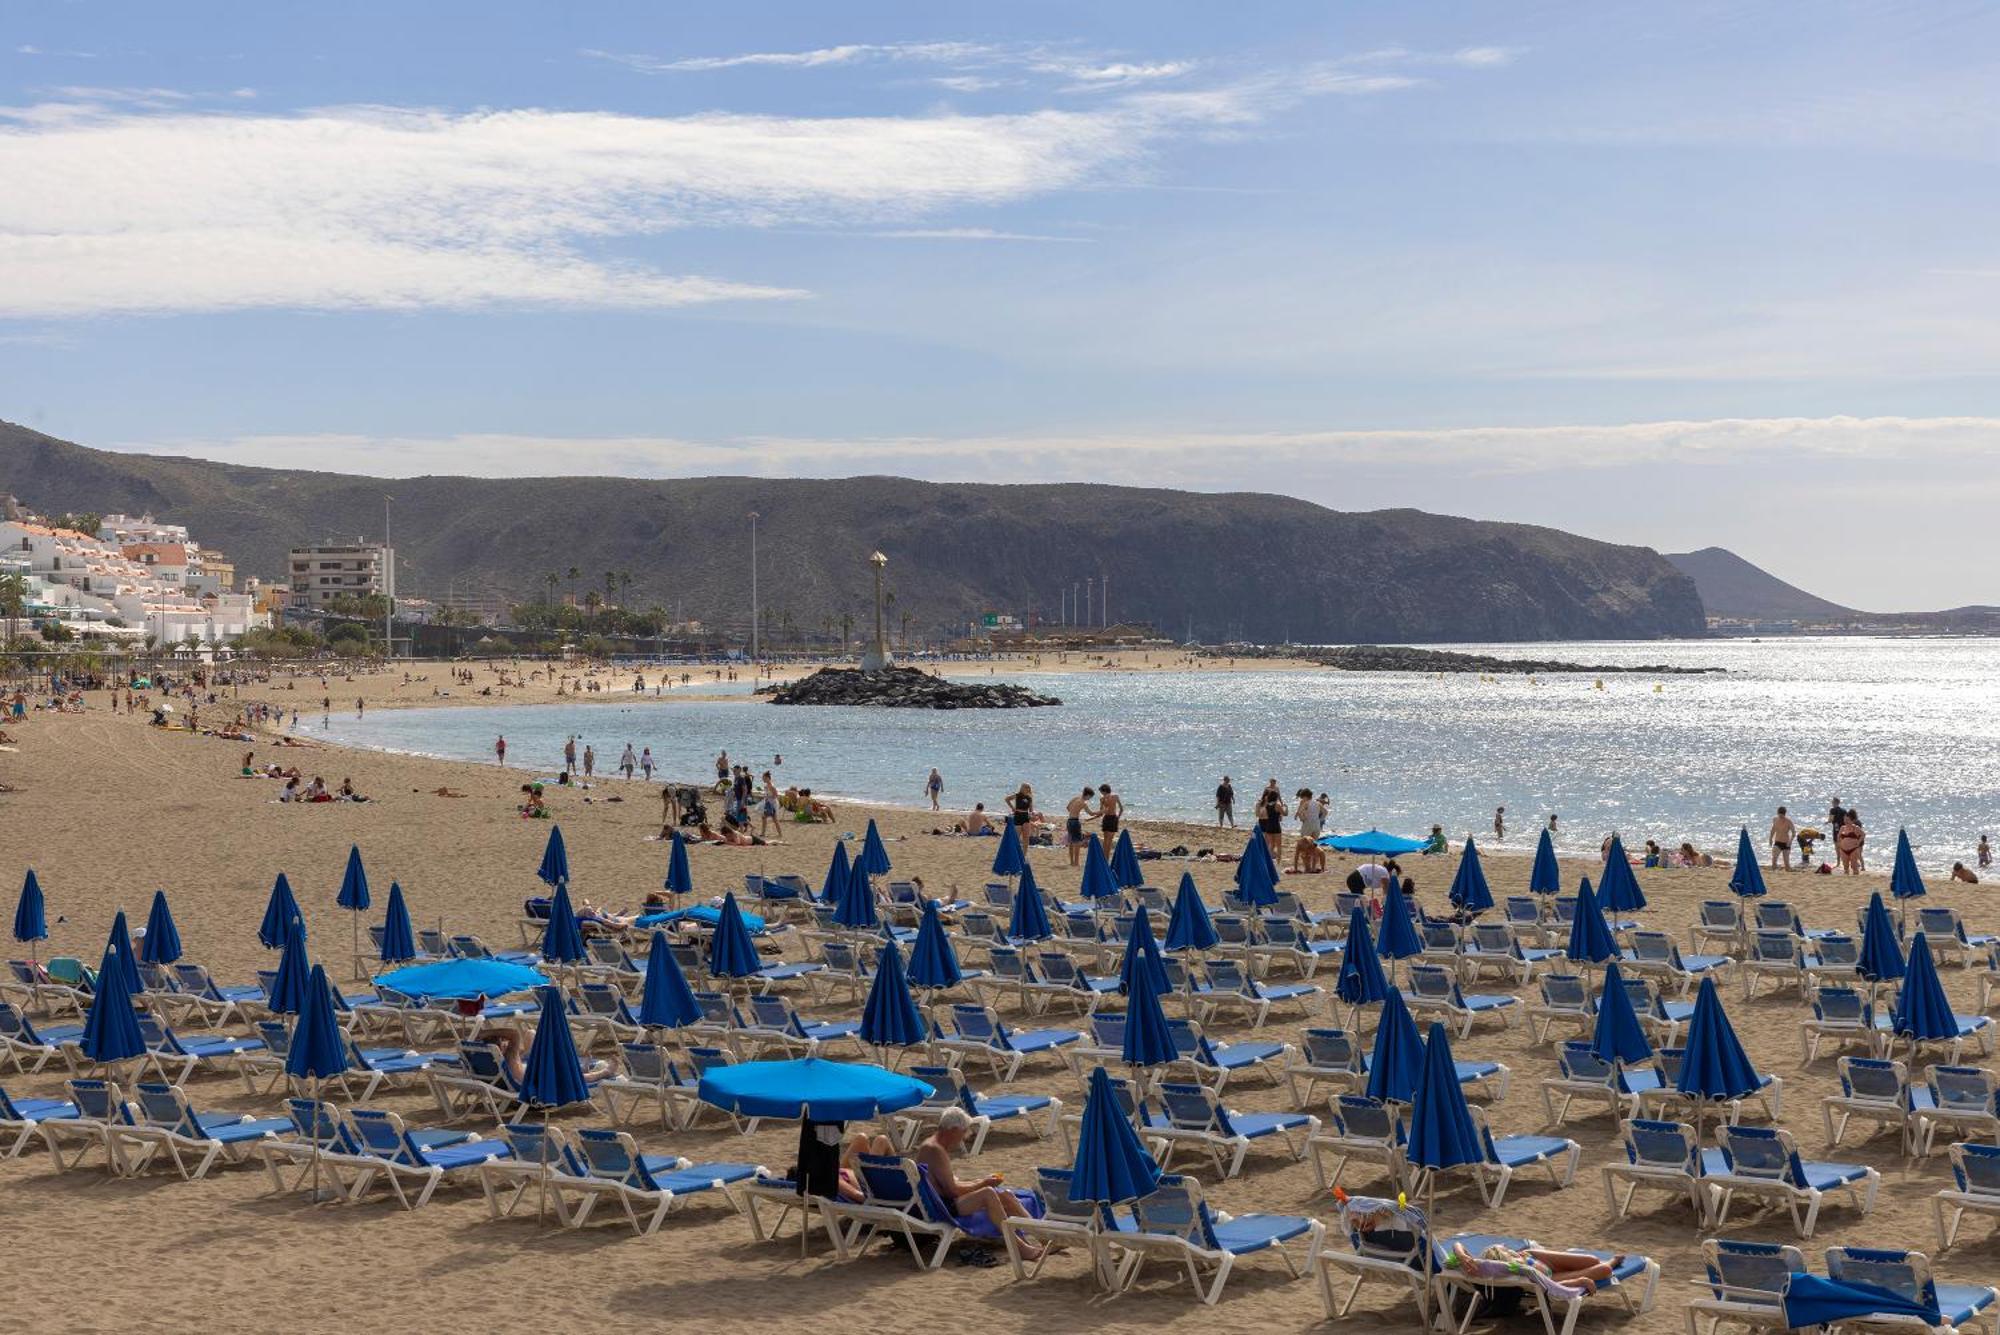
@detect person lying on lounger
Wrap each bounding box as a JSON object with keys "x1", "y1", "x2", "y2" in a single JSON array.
[{"x1": 1446, "y1": 1241, "x2": 1624, "y2": 1297}]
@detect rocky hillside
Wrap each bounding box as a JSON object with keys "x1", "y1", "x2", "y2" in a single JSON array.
[
  {"x1": 0, "y1": 421, "x2": 1706, "y2": 643},
  {"x1": 1665, "y1": 546, "x2": 1855, "y2": 620}
]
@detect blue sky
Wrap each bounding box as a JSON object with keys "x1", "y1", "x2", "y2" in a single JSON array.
[{"x1": 4, "y1": 2, "x2": 1998, "y2": 609}]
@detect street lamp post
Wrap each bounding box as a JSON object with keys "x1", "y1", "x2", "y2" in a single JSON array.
[
  {"x1": 861, "y1": 550, "x2": 893, "y2": 671},
  {"x1": 749, "y1": 511, "x2": 760, "y2": 664},
  {"x1": 383, "y1": 495, "x2": 394, "y2": 660}
]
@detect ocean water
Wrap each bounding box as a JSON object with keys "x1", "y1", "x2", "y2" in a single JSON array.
[{"x1": 319, "y1": 638, "x2": 2000, "y2": 870}]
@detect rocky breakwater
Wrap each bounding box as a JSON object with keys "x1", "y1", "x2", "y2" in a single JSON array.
[
  {"x1": 1306, "y1": 645, "x2": 1724, "y2": 674},
  {"x1": 760, "y1": 666, "x2": 1062, "y2": 708}
]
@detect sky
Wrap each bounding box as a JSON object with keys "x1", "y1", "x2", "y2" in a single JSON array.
[{"x1": 4, "y1": 1, "x2": 1998, "y2": 610}]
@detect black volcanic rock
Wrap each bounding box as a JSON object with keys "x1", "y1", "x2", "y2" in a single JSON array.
[
  {"x1": 1305, "y1": 645, "x2": 1722, "y2": 674},
  {"x1": 761, "y1": 666, "x2": 1059, "y2": 708}
]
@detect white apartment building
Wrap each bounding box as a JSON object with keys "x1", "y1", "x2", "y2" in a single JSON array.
[
  {"x1": 288, "y1": 541, "x2": 394, "y2": 608},
  {"x1": 0, "y1": 519, "x2": 266, "y2": 644}
]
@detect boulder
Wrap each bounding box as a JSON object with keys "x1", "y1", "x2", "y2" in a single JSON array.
[{"x1": 760, "y1": 666, "x2": 1061, "y2": 709}]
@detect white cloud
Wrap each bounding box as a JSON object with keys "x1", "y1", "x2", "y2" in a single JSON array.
[
  {"x1": 16, "y1": 45, "x2": 41, "y2": 56},
  {"x1": 866, "y1": 227, "x2": 1088, "y2": 242},
  {"x1": 582, "y1": 42, "x2": 996, "y2": 74},
  {"x1": 1448, "y1": 47, "x2": 1518, "y2": 67}
]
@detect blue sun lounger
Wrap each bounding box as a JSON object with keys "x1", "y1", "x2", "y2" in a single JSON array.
[
  {"x1": 116, "y1": 1082, "x2": 291, "y2": 1180},
  {"x1": 0, "y1": 1083, "x2": 79, "y2": 1158}
]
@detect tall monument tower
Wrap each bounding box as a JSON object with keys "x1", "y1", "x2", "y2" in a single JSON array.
[{"x1": 860, "y1": 550, "x2": 894, "y2": 672}]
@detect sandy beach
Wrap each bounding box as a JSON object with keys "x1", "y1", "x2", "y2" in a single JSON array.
[{"x1": 3, "y1": 674, "x2": 1994, "y2": 1334}]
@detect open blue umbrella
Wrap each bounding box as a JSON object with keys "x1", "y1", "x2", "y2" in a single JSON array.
[
  {"x1": 908, "y1": 898, "x2": 963, "y2": 991},
  {"x1": 708, "y1": 892, "x2": 762, "y2": 979},
  {"x1": 1675, "y1": 976, "x2": 1763, "y2": 1133},
  {"x1": 1590, "y1": 962, "x2": 1652, "y2": 1067},
  {"x1": 833, "y1": 855, "x2": 878, "y2": 930},
  {"x1": 638, "y1": 929, "x2": 701, "y2": 1029},
  {"x1": 1727, "y1": 828, "x2": 1767, "y2": 900},
  {"x1": 1164, "y1": 872, "x2": 1216, "y2": 954},
  {"x1": 1121, "y1": 957, "x2": 1177, "y2": 1069},
  {"x1": 536, "y1": 824, "x2": 570, "y2": 890},
  {"x1": 1890, "y1": 829, "x2": 1927, "y2": 923},
  {"x1": 1447, "y1": 837, "x2": 1495, "y2": 917},
  {"x1": 378, "y1": 882, "x2": 416, "y2": 963},
  {"x1": 860, "y1": 942, "x2": 927, "y2": 1052},
  {"x1": 1009, "y1": 861, "x2": 1053, "y2": 941},
  {"x1": 1366, "y1": 987, "x2": 1424, "y2": 1103},
  {"x1": 1235, "y1": 834, "x2": 1280, "y2": 907},
  {"x1": 1376, "y1": 876, "x2": 1423, "y2": 962},
  {"x1": 990, "y1": 826, "x2": 1025, "y2": 878},
  {"x1": 1080, "y1": 838, "x2": 1121, "y2": 902},
  {"x1": 11, "y1": 870, "x2": 45, "y2": 960},
  {"x1": 665, "y1": 829, "x2": 695, "y2": 898},
  {"x1": 1110, "y1": 828, "x2": 1144, "y2": 889},
  {"x1": 1529, "y1": 827, "x2": 1561, "y2": 895},
  {"x1": 1323, "y1": 829, "x2": 1428, "y2": 857},
  {"x1": 1070, "y1": 1065, "x2": 1162, "y2": 1204},
  {"x1": 1406, "y1": 1021, "x2": 1482, "y2": 1215},
  {"x1": 520, "y1": 985, "x2": 589, "y2": 1109},
  {"x1": 103, "y1": 910, "x2": 141, "y2": 996},
  {"x1": 1783, "y1": 1274, "x2": 1941, "y2": 1331},
  {"x1": 141, "y1": 889, "x2": 183, "y2": 966},
  {"x1": 1598, "y1": 836, "x2": 1648, "y2": 913},
  {"x1": 1893, "y1": 933, "x2": 1958, "y2": 1049},
  {"x1": 1336, "y1": 905, "x2": 1389, "y2": 1014},
  {"x1": 259, "y1": 872, "x2": 301, "y2": 949},
  {"x1": 373, "y1": 957, "x2": 549, "y2": 1000},
  {"x1": 79, "y1": 941, "x2": 144, "y2": 1066},
  {"x1": 859, "y1": 820, "x2": 892, "y2": 877},
  {"x1": 699, "y1": 1056, "x2": 932, "y2": 1121},
  {"x1": 540, "y1": 881, "x2": 587, "y2": 965},
  {"x1": 1120, "y1": 905, "x2": 1169, "y2": 996},
  {"x1": 820, "y1": 840, "x2": 852, "y2": 904},
  {"x1": 1566, "y1": 878, "x2": 1619, "y2": 966},
  {"x1": 268, "y1": 914, "x2": 314, "y2": 1016},
  {"x1": 1858, "y1": 892, "x2": 1906, "y2": 988}
]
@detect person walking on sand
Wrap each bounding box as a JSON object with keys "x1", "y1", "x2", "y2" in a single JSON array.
[
  {"x1": 1215, "y1": 776, "x2": 1235, "y2": 827},
  {"x1": 1493, "y1": 806, "x2": 1506, "y2": 841},
  {"x1": 1007, "y1": 783, "x2": 1036, "y2": 853},
  {"x1": 564, "y1": 735, "x2": 577, "y2": 776},
  {"x1": 760, "y1": 770, "x2": 781, "y2": 838},
  {"x1": 620, "y1": 743, "x2": 636, "y2": 780},
  {"x1": 1065, "y1": 786, "x2": 1096, "y2": 867},
  {"x1": 1097, "y1": 783, "x2": 1124, "y2": 856},
  {"x1": 1257, "y1": 782, "x2": 1287, "y2": 864},
  {"x1": 1980, "y1": 835, "x2": 1992, "y2": 870},
  {"x1": 1769, "y1": 806, "x2": 1795, "y2": 871},
  {"x1": 926, "y1": 768, "x2": 944, "y2": 812},
  {"x1": 582, "y1": 744, "x2": 595, "y2": 779},
  {"x1": 495, "y1": 734, "x2": 506, "y2": 765},
  {"x1": 641, "y1": 747, "x2": 654, "y2": 782}
]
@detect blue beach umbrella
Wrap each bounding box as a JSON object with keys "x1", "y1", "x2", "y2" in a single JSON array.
[
  {"x1": 373, "y1": 956, "x2": 548, "y2": 1000},
  {"x1": 1070, "y1": 1065, "x2": 1162, "y2": 1205},
  {"x1": 1080, "y1": 838, "x2": 1121, "y2": 902},
  {"x1": 908, "y1": 899, "x2": 964, "y2": 991},
  {"x1": 1858, "y1": 892, "x2": 1906, "y2": 988},
  {"x1": 1121, "y1": 957, "x2": 1177, "y2": 1070},
  {"x1": 1235, "y1": 834, "x2": 1280, "y2": 907},
  {"x1": 1120, "y1": 905, "x2": 1169, "y2": 996},
  {"x1": 1447, "y1": 837, "x2": 1495, "y2": 917},
  {"x1": 1566, "y1": 878, "x2": 1619, "y2": 966},
  {"x1": 1406, "y1": 1021, "x2": 1482, "y2": 1215},
  {"x1": 1164, "y1": 872, "x2": 1216, "y2": 954},
  {"x1": 287, "y1": 963, "x2": 350, "y2": 1083},
  {"x1": 820, "y1": 840, "x2": 852, "y2": 904},
  {"x1": 860, "y1": 820, "x2": 893, "y2": 877},
  {"x1": 337, "y1": 844, "x2": 371, "y2": 913},
  {"x1": 103, "y1": 910, "x2": 141, "y2": 996},
  {"x1": 1529, "y1": 827, "x2": 1561, "y2": 895},
  {"x1": 665, "y1": 829, "x2": 695, "y2": 898},
  {"x1": 11, "y1": 870, "x2": 46, "y2": 958},
  {"x1": 638, "y1": 930, "x2": 701, "y2": 1030},
  {"x1": 1590, "y1": 962, "x2": 1653, "y2": 1067},
  {"x1": 1009, "y1": 861, "x2": 1053, "y2": 942},
  {"x1": 79, "y1": 942, "x2": 144, "y2": 1066},
  {"x1": 141, "y1": 889, "x2": 183, "y2": 967},
  {"x1": 1675, "y1": 976, "x2": 1763, "y2": 1132},
  {"x1": 1336, "y1": 906, "x2": 1390, "y2": 1014},
  {"x1": 378, "y1": 882, "x2": 416, "y2": 964},
  {"x1": 833, "y1": 855, "x2": 879, "y2": 930},
  {"x1": 1893, "y1": 933, "x2": 1958, "y2": 1048},
  {"x1": 1727, "y1": 829, "x2": 1767, "y2": 900},
  {"x1": 268, "y1": 914, "x2": 314, "y2": 1016},
  {"x1": 259, "y1": 872, "x2": 301, "y2": 949},
  {"x1": 1323, "y1": 829, "x2": 1428, "y2": 857},
  {"x1": 1783, "y1": 1274, "x2": 1941, "y2": 1332},
  {"x1": 536, "y1": 824, "x2": 570, "y2": 890},
  {"x1": 540, "y1": 881, "x2": 587, "y2": 965},
  {"x1": 990, "y1": 827, "x2": 1025, "y2": 878},
  {"x1": 520, "y1": 986, "x2": 590, "y2": 1109},
  {"x1": 860, "y1": 942, "x2": 927, "y2": 1053},
  {"x1": 707, "y1": 892, "x2": 762, "y2": 980},
  {"x1": 1376, "y1": 876, "x2": 1423, "y2": 962},
  {"x1": 1110, "y1": 829, "x2": 1144, "y2": 889},
  {"x1": 1366, "y1": 987, "x2": 1425, "y2": 1103},
  {"x1": 1598, "y1": 836, "x2": 1648, "y2": 913},
  {"x1": 1890, "y1": 829, "x2": 1927, "y2": 923},
  {"x1": 699, "y1": 1056, "x2": 932, "y2": 1121}
]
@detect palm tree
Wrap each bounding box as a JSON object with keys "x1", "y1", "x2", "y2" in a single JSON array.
[
  {"x1": 544, "y1": 571, "x2": 558, "y2": 607},
  {"x1": 619, "y1": 571, "x2": 632, "y2": 607},
  {"x1": 0, "y1": 571, "x2": 25, "y2": 649},
  {"x1": 583, "y1": 590, "x2": 602, "y2": 623},
  {"x1": 566, "y1": 566, "x2": 580, "y2": 612}
]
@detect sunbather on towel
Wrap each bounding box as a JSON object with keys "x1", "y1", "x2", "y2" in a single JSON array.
[
  {"x1": 1446, "y1": 1241, "x2": 1623, "y2": 1297},
  {"x1": 914, "y1": 1109, "x2": 1051, "y2": 1259}
]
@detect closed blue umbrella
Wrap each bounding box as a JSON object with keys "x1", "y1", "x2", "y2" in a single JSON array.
[
  {"x1": 833, "y1": 855, "x2": 879, "y2": 930},
  {"x1": 1727, "y1": 829, "x2": 1767, "y2": 900},
  {"x1": 1675, "y1": 975, "x2": 1763, "y2": 1132},
  {"x1": 1599, "y1": 836, "x2": 1648, "y2": 913},
  {"x1": 1120, "y1": 905, "x2": 1169, "y2": 996},
  {"x1": 1121, "y1": 957, "x2": 1177, "y2": 1070},
  {"x1": 1366, "y1": 987, "x2": 1424, "y2": 1103},
  {"x1": 1893, "y1": 933, "x2": 1957, "y2": 1046},
  {"x1": 259, "y1": 872, "x2": 301, "y2": 949},
  {"x1": 519, "y1": 985, "x2": 589, "y2": 1109},
  {"x1": 990, "y1": 827, "x2": 1025, "y2": 878},
  {"x1": 1529, "y1": 827, "x2": 1561, "y2": 895},
  {"x1": 540, "y1": 881, "x2": 587, "y2": 965},
  {"x1": 1080, "y1": 838, "x2": 1121, "y2": 902},
  {"x1": 337, "y1": 844, "x2": 371, "y2": 913},
  {"x1": 11, "y1": 870, "x2": 46, "y2": 958},
  {"x1": 707, "y1": 892, "x2": 762, "y2": 979},
  {"x1": 1110, "y1": 828, "x2": 1144, "y2": 889},
  {"x1": 141, "y1": 889, "x2": 183, "y2": 967},
  {"x1": 378, "y1": 882, "x2": 416, "y2": 963},
  {"x1": 1447, "y1": 837, "x2": 1495, "y2": 917},
  {"x1": 820, "y1": 840, "x2": 851, "y2": 904},
  {"x1": 536, "y1": 824, "x2": 570, "y2": 890},
  {"x1": 638, "y1": 929, "x2": 700, "y2": 1029},
  {"x1": 287, "y1": 963, "x2": 350, "y2": 1083},
  {"x1": 860, "y1": 942, "x2": 927, "y2": 1051},
  {"x1": 1590, "y1": 962, "x2": 1652, "y2": 1067},
  {"x1": 1858, "y1": 892, "x2": 1906, "y2": 987},
  {"x1": 268, "y1": 914, "x2": 313, "y2": 1016},
  {"x1": 860, "y1": 820, "x2": 893, "y2": 877},
  {"x1": 103, "y1": 910, "x2": 141, "y2": 996},
  {"x1": 1406, "y1": 1021, "x2": 1482, "y2": 1215},
  {"x1": 1235, "y1": 833, "x2": 1280, "y2": 907},
  {"x1": 1783, "y1": 1274, "x2": 1941, "y2": 1331},
  {"x1": 1376, "y1": 876, "x2": 1423, "y2": 962},
  {"x1": 1164, "y1": 872, "x2": 1216, "y2": 954},
  {"x1": 665, "y1": 829, "x2": 695, "y2": 898},
  {"x1": 1336, "y1": 905, "x2": 1390, "y2": 1012},
  {"x1": 908, "y1": 899, "x2": 963, "y2": 991},
  {"x1": 1070, "y1": 1065, "x2": 1162, "y2": 1204},
  {"x1": 79, "y1": 942, "x2": 144, "y2": 1066},
  {"x1": 1008, "y1": 861, "x2": 1053, "y2": 942},
  {"x1": 373, "y1": 957, "x2": 548, "y2": 1000},
  {"x1": 698, "y1": 1056, "x2": 932, "y2": 1121},
  {"x1": 1890, "y1": 829, "x2": 1927, "y2": 923},
  {"x1": 1565, "y1": 878, "x2": 1619, "y2": 966}
]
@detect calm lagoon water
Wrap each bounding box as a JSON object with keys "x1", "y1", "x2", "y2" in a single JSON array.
[{"x1": 321, "y1": 638, "x2": 2000, "y2": 870}]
